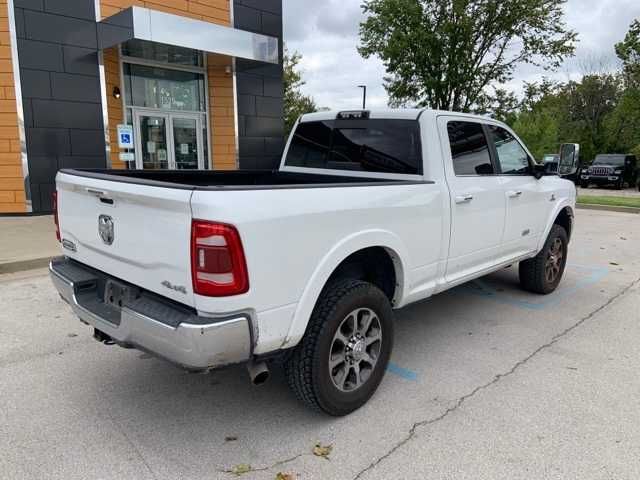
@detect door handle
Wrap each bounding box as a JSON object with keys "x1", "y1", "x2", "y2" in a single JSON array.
[
  {"x1": 86, "y1": 188, "x2": 109, "y2": 197},
  {"x1": 507, "y1": 190, "x2": 523, "y2": 198},
  {"x1": 455, "y1": 194, "x2": 474, "y2": 204}
]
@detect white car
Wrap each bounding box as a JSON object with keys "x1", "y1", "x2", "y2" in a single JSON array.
[{"x1": 50, "y1": 109, "x2": 577, "y2": 416}]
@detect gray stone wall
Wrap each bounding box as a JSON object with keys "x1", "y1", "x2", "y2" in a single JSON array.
[
  {"x1": 233, "y1": 0, "x2": 285, "y2": 170},
  {"x1": 14, "y1": 0, "x2": 106, "y2": 213}
]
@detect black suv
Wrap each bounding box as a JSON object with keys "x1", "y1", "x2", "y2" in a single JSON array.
[{"x1": 580, "y1": 154, "x2": 638, "y2": 190}]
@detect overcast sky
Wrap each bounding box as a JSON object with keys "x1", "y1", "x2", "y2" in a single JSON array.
[{"x1": 282, "y1": 0, "x2": 640, "y2": 110}]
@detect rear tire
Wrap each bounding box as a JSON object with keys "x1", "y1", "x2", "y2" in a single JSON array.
[
  {"x1": 284, "y1": 279, "x2": 394, "y2": 416},
  {"x1": 519, "y1": 225, "x2": 568, "y2": 295}
]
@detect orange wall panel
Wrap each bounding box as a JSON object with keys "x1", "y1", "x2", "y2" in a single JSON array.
[{"x1": 0, "y1": 1, "x2": 25, "y2": 213}]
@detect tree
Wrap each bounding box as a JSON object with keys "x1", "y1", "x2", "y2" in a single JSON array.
[
  {"x1": 358, "y1": 0, "x2": 577, "y2": 111},
  {"x1": 283, "y1": 48, "x2": 317, "y2": 135},
  {"x1": 511, "y1": 80, "x2": 566, "y2": 160},
  {"x1": 615, "y1": 19, "x2": 640, "y2": 86},
  {"x1": 562, "y1": 74, "x2": 622, "y2": 160},
  {"x1": 611, "y1": 19, "x2": 640, "y2": 157}
]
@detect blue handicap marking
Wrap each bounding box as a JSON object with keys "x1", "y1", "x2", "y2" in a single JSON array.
[
  {"x1": 387, "y1": 362, "x2": 418, "y2": 381},
  {"x1": 462, "y1": 264, "x2": 609, "y2": 311},
  {"x1": 120, "y1": 133, "x2": 131, "y2": 144}
]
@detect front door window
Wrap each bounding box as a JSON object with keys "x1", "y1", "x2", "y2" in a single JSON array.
[
  {"x1": 173, "y1": 117, "x2": 199, "y2": 170},
  {"x1": 139, "y1": 115, "x2": 169, "y2": 170}
]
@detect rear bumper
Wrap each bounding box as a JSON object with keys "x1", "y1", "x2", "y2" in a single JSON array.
[{"x1": 49, "y1": 257, "x2": 252, "y2": 371}]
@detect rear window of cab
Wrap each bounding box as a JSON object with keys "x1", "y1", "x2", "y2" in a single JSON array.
[{"x1": 284, "y1": 119, "x2": 423, "y2": 175}]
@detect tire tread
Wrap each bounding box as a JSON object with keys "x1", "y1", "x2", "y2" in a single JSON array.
[
  {"x1": 519, "y1": 224, "x2": 567, "y2": 294},
  {"x1": 284, "y1": 279, "x2": 376, "y2": 414}
]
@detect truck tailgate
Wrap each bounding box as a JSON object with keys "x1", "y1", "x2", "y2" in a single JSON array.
[{"x1": 56, "y1": 172, "x2": 196, "y2": 307}]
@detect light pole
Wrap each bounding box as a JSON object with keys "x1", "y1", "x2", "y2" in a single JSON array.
[{"x1": 358, "y1": 85, "x2": 367, "y2": 109}]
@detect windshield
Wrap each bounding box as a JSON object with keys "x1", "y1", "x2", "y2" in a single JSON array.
[
  {"x1": 593, "y1": 155, "x2": 625, "y2": 166},
  {"x1": 284, "y1": 119, "x2": 422, "y2": 175}
]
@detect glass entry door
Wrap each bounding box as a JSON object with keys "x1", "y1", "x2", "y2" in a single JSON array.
[
  {"x1": 134, "y1": 110, "x2": 205, "y2": 170},
  {"x1": 172, "y1": 117, "x2": 200, "y2": 170},
  {"x1": 137, "y1": 114, "x2": 169, "y2": 170}
]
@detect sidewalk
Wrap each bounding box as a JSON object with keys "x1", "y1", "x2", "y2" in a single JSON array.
[{"x1": 0, "y1": 216, "x2": 60, "y2": 274}]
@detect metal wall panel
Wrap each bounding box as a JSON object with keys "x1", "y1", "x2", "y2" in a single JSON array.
[
  {"x1": 14, "y1": 0, "x2": 107, "y2": 213},
  {"x1": 233, "y1": 0, "x2": 284, "y2": 170}
]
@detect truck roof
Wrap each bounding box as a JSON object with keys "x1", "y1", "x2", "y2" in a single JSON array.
[{"x1": 300, "y1": 109, "x2": 497, "y2": 123}]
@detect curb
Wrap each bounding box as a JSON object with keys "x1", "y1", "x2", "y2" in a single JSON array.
[
  {"x1": 577, "y1": 203, "x2": 640, "y2": 214},
  {"x1": 0, "y1": 257, "x2": 53, "y2": 275}
]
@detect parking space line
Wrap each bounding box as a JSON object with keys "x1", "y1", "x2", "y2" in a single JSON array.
[
  {"x1": 463, "y1": 264, "x2": 609, "y2": 310},
  {"x1": 387, "y1": 362, "x2": 419, "y2": 381},
  {"x1": 384, "y1": 265, "x2": 608, "y2": 383}
]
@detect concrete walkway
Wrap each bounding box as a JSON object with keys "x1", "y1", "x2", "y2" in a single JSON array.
[{"x1": 0, "y1": 215, "x2": 59, "y2": 273}]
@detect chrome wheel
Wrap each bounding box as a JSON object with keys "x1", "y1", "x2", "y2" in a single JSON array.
[
  {"x1": 329, "y1": 308, "x2": 382, "y2": 392},
  {"x1": 545, "y1": 237, "x2": 564, "y2": 283}
]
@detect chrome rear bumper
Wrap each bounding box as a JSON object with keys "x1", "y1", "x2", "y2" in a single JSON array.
[{"x1": 49, "y1": 257, "x2": 251, "y2": 371}]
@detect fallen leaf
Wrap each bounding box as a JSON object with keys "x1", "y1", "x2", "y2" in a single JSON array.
[
  {"x1": 610, "y1": 262, "x2": 620, "y2": 266},
  {"x1": 230, "y1": 464, "x2": 252, "y2": 476},
  {"x1": 275, "y1": 473, "x2": 295, "y2": 480},
  {"x1": 313, "y1": 443, "x2": 333, "y2": 459},
  {"x1": 67, "y1": 333, "x2": 78, "y2": 338},
  {"x1": 620, "y1": 237, "x2": 627, "y2": 240},
  {"x1": 225, "y1": 436, "x2": 238, "y2": 442}
]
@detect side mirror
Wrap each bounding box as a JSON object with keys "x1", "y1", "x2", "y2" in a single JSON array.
[
  {"x1": 558, "y1": 143, "x2": 580, "y2": 176},
  {"x1": 532, "y1": 163, "x2": 551, "y2": 180}
]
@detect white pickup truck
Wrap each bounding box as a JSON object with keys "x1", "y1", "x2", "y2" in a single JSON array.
[{"x1": 50, "y1": 109, "x2": 578, "y2": 416}]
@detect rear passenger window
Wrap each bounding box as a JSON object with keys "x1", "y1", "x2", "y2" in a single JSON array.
[
  {"x1": 285, "y1": 121, "x2": 332, "y2": 169},
  {"x1": 488, "y1": 125, "x2": 531, "y2": 175},
  {"x1": 285, "y1": 119, "x2": 422, "y2": 175},
  {"x1": 447, "y1": 121, "x2": 494, "y2": 175}
]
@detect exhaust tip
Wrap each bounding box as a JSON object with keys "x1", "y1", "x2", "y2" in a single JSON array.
[
  {"x1": 253, "y1": 371, "x2": 270, "y2": 385},
  {"x1": 247, "y1": 362, "x2": 270, "y2": 386}
]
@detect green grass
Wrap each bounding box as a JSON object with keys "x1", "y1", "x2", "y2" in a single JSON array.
[{"x1": 578, "y1": 195, "x2": 640, "y2": 209}]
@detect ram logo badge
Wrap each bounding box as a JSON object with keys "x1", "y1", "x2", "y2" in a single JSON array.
[{"x1": 98, "y1": 215, "x2": 114, "y2": 245}]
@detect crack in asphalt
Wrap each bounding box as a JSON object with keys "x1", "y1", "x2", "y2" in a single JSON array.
[
  {"x1": 104, "y1": 408, "x2": 160, "y2": 480},
  {"x1": 353, "y1": 276, "x2": 640, "y2": 480}
]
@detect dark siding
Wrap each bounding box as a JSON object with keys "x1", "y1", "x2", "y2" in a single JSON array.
[
  {"x1": 234, "y1": 0, "x2": 285, "y2": 170},
  {"x1": 14, "y1": 0, "x2": 106, "y2": 213}
]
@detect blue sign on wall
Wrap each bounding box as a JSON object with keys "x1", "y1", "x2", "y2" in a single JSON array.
[{"x1": 117, "y1": 124, "x2": 134, "y2": 149}]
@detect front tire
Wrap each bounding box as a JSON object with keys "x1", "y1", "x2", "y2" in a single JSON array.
[
  {"x1": 519, "y1": 225, "x2": 568, "y2": 294},
  {"x1": 284, "y1": 279, "x2": 394, "y2": 416},
  {"x1": 580, "y1": 181, "x2": 589, "y2": 189}
]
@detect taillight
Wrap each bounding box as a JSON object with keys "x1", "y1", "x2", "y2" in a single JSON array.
[
  {"x1": 52, "y1": 191, "x2": 60, "y2": 242},
  {"x1": 191, "y1": 220, "x2": 249, "y2": 297}
]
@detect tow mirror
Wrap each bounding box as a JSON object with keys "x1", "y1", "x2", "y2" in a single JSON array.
[{"x1": 558, "y1": 143, "x2": 580, "y2": 176}]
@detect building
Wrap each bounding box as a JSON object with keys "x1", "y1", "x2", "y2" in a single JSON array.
[{"x1": 0, "y1": 0, "x2": 284, "y2": 214}]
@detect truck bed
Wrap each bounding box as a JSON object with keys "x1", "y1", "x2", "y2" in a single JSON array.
[{"x1": 60, "y1": 169, "x2": 423, "y2": 190}]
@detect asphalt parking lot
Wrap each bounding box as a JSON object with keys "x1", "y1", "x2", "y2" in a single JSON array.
[{"x1": 1, "y1": 208, "x2": 639, "y2": 480}]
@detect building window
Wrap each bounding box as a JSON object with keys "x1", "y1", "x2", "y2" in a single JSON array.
[
  {"x1": 123, "y1": 63, "x2": 206, "y2": 112},
  {"x1": 121, "y1": 40, "x2": 204, "y2": 68}
]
